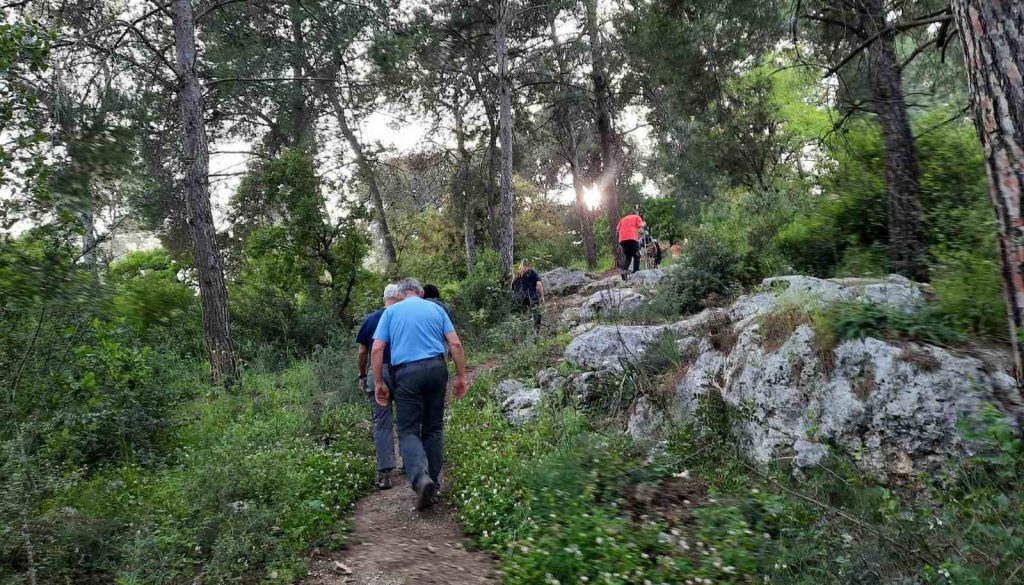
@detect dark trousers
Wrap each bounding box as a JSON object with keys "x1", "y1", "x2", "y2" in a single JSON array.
[
  {"x1": 620, "y1": 239, "x2": 641, "y2": 273},
  {"x1": 365, "y1": 367, "x2": 395, "y2": 472},
  {"x1": 518, "y1": 295, "x2": 542, "y2": 331},
  {"x1": 391, "y1": 355, "x2": 448, "y2": 485}
]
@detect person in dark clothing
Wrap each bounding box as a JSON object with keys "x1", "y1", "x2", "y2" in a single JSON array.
[
  {"x1": 356, "y1": 283, "x2": 400, "y2": 490},
  {"x1": 511, "y1": 261, "x2": 545, "y2": 331},
  {"x1": 423, "y1": 283, "x2": 453, "y2": 320}
]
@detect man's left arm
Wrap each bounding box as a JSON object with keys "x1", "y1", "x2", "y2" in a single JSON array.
[
  {"x1": 444, "y1": 330, "x2": 469, "y2": 399},
  {"x1": 537, "y1": 281, "x2": 545, "y2": 304}
]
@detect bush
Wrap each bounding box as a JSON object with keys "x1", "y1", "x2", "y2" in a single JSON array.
[
  {"x1": 0, "y1": 362, "x2": 374, "y2": 585},
  {"x1": 823, "y1": 302, "x2": 966, "y2": 346},
  {"x1": 931, "y1": 249, "x2": 1007, "y2": 341},
  {"x1": 648, "y1": 231, "x2": 743, "y2": 317}
]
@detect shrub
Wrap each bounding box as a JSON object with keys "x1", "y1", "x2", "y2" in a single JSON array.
[
  {"x1": 931, "y1": 249, "x2": 1007, "y2": 341},
  {"x1": 649, "y1": 231, "x2": 743, "y2": 317},
  {"x1": 824, "y1": 302, "x2": 966, "y2": 346}
]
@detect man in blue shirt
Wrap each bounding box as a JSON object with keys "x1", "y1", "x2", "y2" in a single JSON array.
[
  {"x1": 356, "y1": 283, "x2": 399, "y2": 490},
  {"x1": 371, "y1": 277, "x2": 468, "y2": 510}
]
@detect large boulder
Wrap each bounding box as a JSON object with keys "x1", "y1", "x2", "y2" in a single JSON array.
[
  {"x1": 579, "y1": 274, "x2": 627, "y2": 295},
  {"x1": 579, "y1": 289, "x2": 646, "y2": 321},
  {"x1": 501, "y1": 388, "x2": 542, "y2": 426},
  {"x1": 496, "y1": 379, "x2": 543, "y2": 425},
  {"x1": 627, "y1": 269, "x2": 665, "y2": 287},
  {"x1": 541, "y1": 267, "x2": 594, "y2": 296},
  {"x1": 495, "y1": 379, "x2": 529, "y2": 404},
  {"x1": 564, "y1": 324, "x2": 668, "y2": 371}
]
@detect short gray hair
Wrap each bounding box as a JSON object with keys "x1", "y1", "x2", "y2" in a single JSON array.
[
  {"x1": 383, "y1": 283, "x2": 399, "y2": 301},
  {"x1": 395, "y1": 277, "x2": 424, "y2": 295}
]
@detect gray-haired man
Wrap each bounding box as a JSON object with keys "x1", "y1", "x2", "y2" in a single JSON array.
[
  {"x1": 356, "y1": 283, "x2": 400, "y2": 489},
  {"x1": 371, "y1": 278, "x2": 468, "y2": 510}
]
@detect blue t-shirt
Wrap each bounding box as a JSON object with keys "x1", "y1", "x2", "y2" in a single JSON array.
[
  {"x1": 373, "y1": 296, "x2": 454, "y2": 366},
  {"x1": 356, "y1": 308, "x2": 391, "y2": 365}
]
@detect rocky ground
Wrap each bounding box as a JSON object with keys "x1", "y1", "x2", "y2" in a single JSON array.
[{"x1": 496, "y1": 268, "x2": 1023, "y2": 482}]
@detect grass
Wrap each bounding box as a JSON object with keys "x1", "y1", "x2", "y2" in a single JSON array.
[{"x1": 3, "y1": 362, "x2": 374, "y2": 584}]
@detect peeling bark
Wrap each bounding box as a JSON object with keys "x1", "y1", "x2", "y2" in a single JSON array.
[{"x1": 953, "y1": 0, "x2": 1024, "y2": 378}]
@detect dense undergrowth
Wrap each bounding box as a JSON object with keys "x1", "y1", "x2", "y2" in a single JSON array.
[
  {"x1": 447, "y1": 344, "x2": 1024, "y2": 585},
  {"x1": 1, "y1": 361, "x2": 374, "y2": 584}
]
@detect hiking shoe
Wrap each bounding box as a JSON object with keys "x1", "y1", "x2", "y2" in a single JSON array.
[
  {"x1": 620, "y1": 271, "x2": 628, "y2": 281},
  {"x1": 412, "y1": 473, "x2": 437, "y2": 511},
  {"x1": 376, "y1": 472, "x2": 393, "y2": 490}
]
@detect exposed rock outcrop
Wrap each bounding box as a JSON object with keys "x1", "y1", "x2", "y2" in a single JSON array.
[
  {"x1": 541, "y1": 268, "x2": 594, "y2": 296},
  {"x1": 555, "y1": 272, "x2": 1018, "y2": 480},
  {"x1": 579, "y1": 289, "x2": 646, "y2": 321}
]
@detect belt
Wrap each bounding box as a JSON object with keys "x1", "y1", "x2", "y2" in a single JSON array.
[{"x1": 391, "y1": 354, "x2": 445, "y2": 372}]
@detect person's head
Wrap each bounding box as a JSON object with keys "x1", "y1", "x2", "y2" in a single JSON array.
[
  {"x1": 518, "y1": 260, "x2": 530, "y2": 275},
  {"x1": 395, "y1": 277, "x2": 424, "y2": 300},
  {"x1": 423, "y1": 283, "x2": 441, "y2": 300},
  {"x1": 383, "y1": 283, "x2": 400, "y2": 306}
]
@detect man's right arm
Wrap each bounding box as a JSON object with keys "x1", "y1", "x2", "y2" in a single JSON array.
[{"x1": 358, "y1": 344, "x2": 368, "y2": 379}]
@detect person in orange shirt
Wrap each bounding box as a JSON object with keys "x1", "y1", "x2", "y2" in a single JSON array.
[{"x1": 616, "y1": 210, "x2": 645, "y2": 280}]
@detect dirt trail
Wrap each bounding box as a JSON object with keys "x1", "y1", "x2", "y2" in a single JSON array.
[{"x1": 303, "y1": 363, "x2": 498, "y2": 585}]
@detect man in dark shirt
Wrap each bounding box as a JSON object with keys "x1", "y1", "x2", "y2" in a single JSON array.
[
  {"x1": 423, "y1": 283, "x2": 453, "y2": 321},
  {"x1": 511, "y1": 261, "x2": 545, "y2": 332},
  {"x1": 356, "y1": 283, "x2": 399, "y2": 489}
]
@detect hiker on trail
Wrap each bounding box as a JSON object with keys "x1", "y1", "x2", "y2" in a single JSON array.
[
  {"x1": 371, "y1": 278, "x2": 469, "y2": 511},
  {"x1": 423, "y1": 283, "x2": 453, "y2": 321},
  {"x1": 356, "y1": 283, "x2": 400, "y2": 490},
  {"x1": 617, "y1": 209, "x2": 645, "y2": 280},
  {"x1": 511, "y1": 260, "x2": 544, "y2": 332},
  {"x1": 641, "y1": 232, "x2": 663, "y2": 268}
]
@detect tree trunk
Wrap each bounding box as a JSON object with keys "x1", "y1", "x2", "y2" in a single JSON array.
[
  {"x1": 952, "y1": 0, "x2": 1024, "y2": 378},
  {"x1": 288, "y1": 0, "x2": 313, "y2": 149},
  {"x1": 494, "y1": 1, "x2": 515, "y2": 282},
  {"x1": 473, "y1": 71, "x2": 501, "y2": 252},
  {"x1": 453, "y1": 89, "x2": 476, "y2": 272},
  {"x1": 550, "y1": 15, "x2": 597, "y2": 269},
  {"x1": 170, "y1": 0, "x2": 240, "y2": 389},
  {"x1": 585, "y1": 0, "x2": 622, "y2": 268},
  {"x1": 326, "y1": 87, "x2": 398, "y2": 276},
  {"x1": 859, "y1": 0, "x2": 929, "y2": 282},
  {"x1": 571, "y1": 133, "x2": 599, "y2": 269}
]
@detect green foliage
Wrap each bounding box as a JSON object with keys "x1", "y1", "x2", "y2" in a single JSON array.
[
  {"x1": 930, "y1": 249, "x2": 1008, "y2": 341},
  {"x1": 229, "y1": 150, "x2": 373, "y2": 357},
  {"x1": 647, "y1": 231, "x2": 743, "y2": 318},
  {"x1": 0, "y1": 20, "x2": 51, "y2": 222},
  {"x1": 823, "y1": 302, "x2": 966, "y2": 346},
  {"x1": 109, "y1": 249, "x2": 203, "y2": 356},
  {"x1": 1, "y1": 362, "x2": 374, "y2": 584}
]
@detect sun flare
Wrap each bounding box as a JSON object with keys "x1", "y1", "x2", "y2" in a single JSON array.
[{"x1": 583, "y1": 186, "x2": 602, "y2": 210}]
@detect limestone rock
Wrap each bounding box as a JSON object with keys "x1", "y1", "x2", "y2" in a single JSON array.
[
  {"x1": 568, "y1": 369, "x2": 613, "y2": 403},
  {"x1": 495, "y1": 379, "x2": 528, "y2": 405},
  {"x1": 564, "y1": 324, "x2": 668, "y2": 371},
  {"x1": 501, "y1": 388, "x2": 542, "y2": 425},
  {"x1": 626, "y1": 268, "x2": 665, "y2": 287},
  {"x1": 793, "y1": 440, "x2": 829, "y2": 469},
  {"x1": 536, "y1": 367, "x2": 567, "y2": 396},
  {"x1": 541, "y1": 268, "x2": 594, "y2": 296},
  {"x1": 627, "y1": 396, "x2": 667, "y2": 442},
  {"x1": 579, "y1": 274, "x2": 627, "y2": 295},
  {"x1": 579, "y1": 289, "x2": 646, "y2": 321}
]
